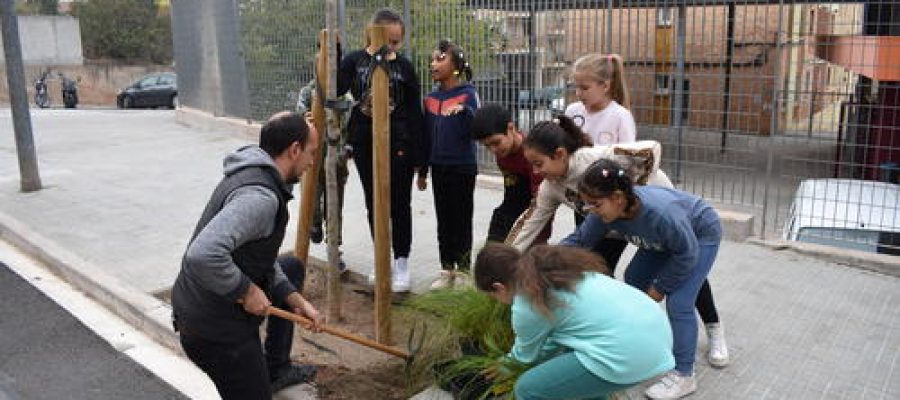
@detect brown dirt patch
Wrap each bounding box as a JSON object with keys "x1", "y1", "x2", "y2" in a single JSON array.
[
  {"x1": 285, "y1": 259, "x2": 445, "y2": 400},
  {"x1": 161, "y1": 256, "x2": 455, "y2": 399}
]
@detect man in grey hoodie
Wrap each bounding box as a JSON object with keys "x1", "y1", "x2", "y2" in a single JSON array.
[{"x1": 172, "y1": 111, "x2": 323, "y2": 399}]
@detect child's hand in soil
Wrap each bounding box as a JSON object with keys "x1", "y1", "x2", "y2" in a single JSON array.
[
  {"x1": 482, "y1": 362, "x2": 511, "y2": 381},
  {"x1": 482, "y1": 366, "x2": 501, "y2": 380}
]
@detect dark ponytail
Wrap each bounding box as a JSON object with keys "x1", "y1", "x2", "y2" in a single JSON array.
[
  {"x1": 438, "y1": 39, "x2": 473, "y2": 81},
  {"x1": 524, "y1": 114, "x2": 592, "y2": 157},
  {"x1": 578, "y1": 158, "x2": 638, "y2": 210}
]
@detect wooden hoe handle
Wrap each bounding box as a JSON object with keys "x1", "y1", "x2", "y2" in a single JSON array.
[{"x1": 266, "y1": 306, "x2": 410, "y2": 360}]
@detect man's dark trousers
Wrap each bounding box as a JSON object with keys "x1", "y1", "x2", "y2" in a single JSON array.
[
  {"x1": 179, "y1": 255, "x2": 306, "y2": 399},
  {"x1": 265, "y1": 255, "x2": 307, "y2": 380}
]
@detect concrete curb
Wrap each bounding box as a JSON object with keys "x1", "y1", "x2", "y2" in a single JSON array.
[
  {"x1": 0, "y1": 211, "x2": 181, "y2": 352},
  {"x1": 747, "y1": 237, "x2": 899, "y2": 278},
  {"x1": 175, "y1": 106, "x2": 261, "y2": 140},
  {"x1": 0, "y1": 206, "x2": 359, "y2": 352}
]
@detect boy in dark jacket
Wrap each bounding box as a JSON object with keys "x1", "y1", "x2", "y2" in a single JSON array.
[{"x1": 471, "y1": 103, "x2": 552, "y2": 246}]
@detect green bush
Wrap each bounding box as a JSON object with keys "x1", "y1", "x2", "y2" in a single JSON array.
[
  {"x1": 407, "y1": 288, "x2": 525, "y2": 398},
  {"x1": 74, "y1": 0, "x2": 172, "y2": 64},
  {"x1": 15, "y1": 0, "x2": 58, "y2": 15}
]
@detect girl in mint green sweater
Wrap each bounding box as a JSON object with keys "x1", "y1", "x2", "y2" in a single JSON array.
[{"x1": 474, "y1": 243, "x2": 674, "y2": 400}]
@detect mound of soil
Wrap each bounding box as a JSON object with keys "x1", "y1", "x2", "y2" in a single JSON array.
[{"x1": 287, "y1": 260, "x2": 429, "y2": 400}]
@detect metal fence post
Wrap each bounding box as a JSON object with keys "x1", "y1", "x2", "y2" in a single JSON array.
[
  {"x1": 606, "y1": 0, "x2": 613, "y2": 54},
  {"x1": 527, "y1": 2, "x2": 536, "y2": 127},
  {"x1": 721, "y1": 3, "x2": 735, "y2": 152},
  {"x1": 1, "y1": 0, "x2": 42, "y2": 192},
  {"x1": 672, "y1": 4, "x2": 687, "y2": 184},
  {"x1": 403, "y1": 0, "x2": 410, "y2": 50},
  {"x1": 761, "y1": 1, "x2": 786, "y2": 239}
]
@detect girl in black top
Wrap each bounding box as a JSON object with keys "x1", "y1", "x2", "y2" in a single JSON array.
[{"x1": 337, "y1": 8, "x2": 426, "y2": 292}]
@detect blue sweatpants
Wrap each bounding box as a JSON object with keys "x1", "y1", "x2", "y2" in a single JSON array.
[{"x1": 515, "y1": 352, "x2": 634, "y2": 400}]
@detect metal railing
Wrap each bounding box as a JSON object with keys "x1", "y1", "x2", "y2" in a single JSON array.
[{"x1": 171, "y1": 0, "x2": 899, "y2": 254}]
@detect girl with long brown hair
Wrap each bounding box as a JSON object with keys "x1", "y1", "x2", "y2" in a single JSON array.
[{"x1": 473, "y1": 243, "x2": 674, "y2": 400}]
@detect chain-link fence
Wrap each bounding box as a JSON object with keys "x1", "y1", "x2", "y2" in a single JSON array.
[{"x1": 171, "y1": 0, "x2": 899, "y2": 254}]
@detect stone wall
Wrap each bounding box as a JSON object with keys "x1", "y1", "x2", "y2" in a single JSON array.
[{"x1": 0, "y1": 15, "x2": 83, "y2": 65}]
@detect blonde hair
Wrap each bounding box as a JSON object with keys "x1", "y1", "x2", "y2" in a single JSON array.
[{"x1": 573, "y1": 53, "x2": 630, "y2": 109}]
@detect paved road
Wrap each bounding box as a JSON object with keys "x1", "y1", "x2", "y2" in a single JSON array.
[{"x1": 0, "y1": 262, "x2": 188, "y2": 400}]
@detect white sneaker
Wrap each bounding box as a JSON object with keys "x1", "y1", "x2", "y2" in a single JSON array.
[
  {"x1": 645, "y1": 371, "x2": 697, "y2": 400},
  {"x1": 453, "y1": 270, "x2": 473, "y2": 288},
  {"x1": 706, "y1": 323, "x2": 729, "y2": 367},
  {"x1": 429, "y1": 271, "x2": 456, "y2": 290},
  {"x1": 391, "y1": 257, "x2": 411, "y2": 292}
]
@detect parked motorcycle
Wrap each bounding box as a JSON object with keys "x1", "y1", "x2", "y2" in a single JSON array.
[
  {"x1": 34, "y1": 71, "x2": 50, "y2": 108},
  {"x1": 58, "y1": 72, "x2": 79, "y2": 109}
]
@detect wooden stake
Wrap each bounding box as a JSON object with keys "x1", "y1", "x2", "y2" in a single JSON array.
[
  {"x1": 368, "y1": 25, "x2": 392, "y2": 344},
  {"x1": 320, "y1": 26, "x2": 343, "y2": 322},
  {"x1": 294, "y1": 33, "x2": 329, "y2": 263}
]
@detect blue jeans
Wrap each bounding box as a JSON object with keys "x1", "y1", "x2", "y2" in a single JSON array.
[
  {"x1": 515, "y1": 352, "x2": 634, "y2": 400},
  {"x1": 264, "y1": 255, "x2": 306, "y2": 380},
  {"x1": 624, "y1": 243, "x2": 719, "y2": 375}
]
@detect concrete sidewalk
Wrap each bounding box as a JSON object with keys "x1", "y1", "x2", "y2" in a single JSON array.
[{"x1": 1, "y1": 109, "x2": 898, "y2": 399}]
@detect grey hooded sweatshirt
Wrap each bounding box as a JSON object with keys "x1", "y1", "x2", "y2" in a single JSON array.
[{"x1": 172, "y1": 145, "x2": 296, "y2": 342}]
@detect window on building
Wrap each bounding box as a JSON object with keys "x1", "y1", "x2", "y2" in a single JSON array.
[
  {"x1": 680, "y1": 79, "x2": 691, "y2": 122},
  {"x1": 655, "y1": 74, "x2": 670, "y2": 95},
  {"x1": 657, "y1": 8, "x2": 673, "y2": 27}
]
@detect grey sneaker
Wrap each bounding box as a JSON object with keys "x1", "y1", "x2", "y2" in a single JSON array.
[
  {"x1": 429, "y1": 271, "x2": 456, "y2": 290},
  {"x1": 706, "y1": 322, "x2": 729, "y2": 367},
  {"x1": 645, "y1": 371, "x2": 697, "y2": 400}
]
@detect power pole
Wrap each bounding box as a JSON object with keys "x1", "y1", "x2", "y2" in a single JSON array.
[{"x1": 1, "y1": 0, "x2": 42, "y2": 192}]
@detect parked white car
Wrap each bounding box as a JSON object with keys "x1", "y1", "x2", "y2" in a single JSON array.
[{"x1": 782, "y1": 178, "x2": 899, "y2": 255}]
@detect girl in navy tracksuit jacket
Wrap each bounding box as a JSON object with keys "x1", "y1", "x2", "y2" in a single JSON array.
[{"x1": 420, "y1": 39, "x2": 480, "y2": 288}]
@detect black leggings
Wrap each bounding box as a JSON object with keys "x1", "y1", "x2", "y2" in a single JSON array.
[
  {"x1": 431, "y1": 164, "x2": 477, "y2": 270},
  {"x1": 353, "y1": 144, "x2": 415, "y2": 258},
  {"x1": 311, "y1": 156, "x2": 348, "y2": 243},
  {"x1": 576, "y1": 212, "x2": 720, "y2": 324}
]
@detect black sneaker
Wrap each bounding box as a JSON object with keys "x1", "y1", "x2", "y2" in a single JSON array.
[
  {"x1": 270, "y1": 364, "x2": 317, "y2": 393},
  {"x1": 310, "y1": 224, "x2": 324, "y2": 244}
]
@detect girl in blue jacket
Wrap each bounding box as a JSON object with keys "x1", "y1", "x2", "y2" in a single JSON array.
[
  {"x1": 562, "y1": 158, "x2": 723, "y2": 400},
  {"x1": 474, "y1": 243, "x2": 674, "y2": 400},
  {"x1": 420, "y1": 39, "x2": 481, "y2": 289}
]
